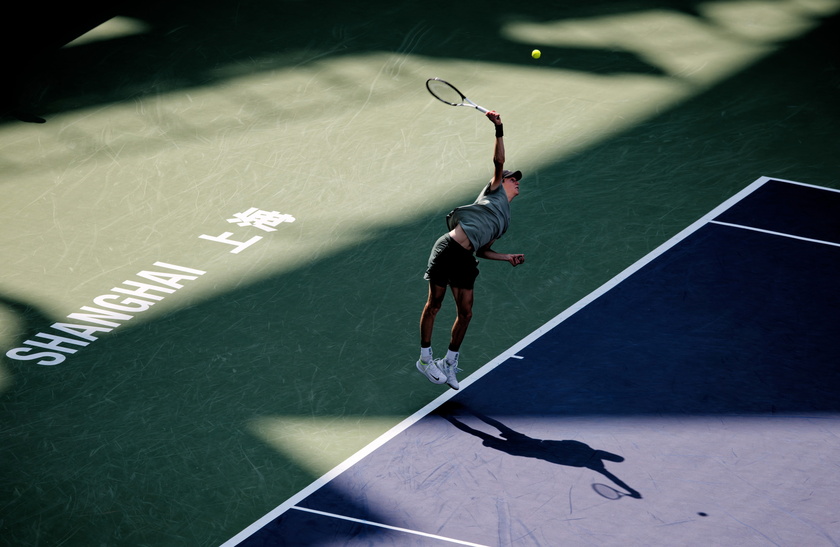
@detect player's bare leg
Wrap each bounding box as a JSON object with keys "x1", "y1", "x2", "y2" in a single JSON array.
[
  {"x1": 417, "y1": 283, "x2": 447, "y2": 384},
  {"x1": 439, "y1": 286, "x2": 473, "y2": 390}
]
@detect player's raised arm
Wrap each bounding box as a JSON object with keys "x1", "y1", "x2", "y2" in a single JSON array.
[{"x1": 487, "y1": 111, "x2": 505, "y2": 191}]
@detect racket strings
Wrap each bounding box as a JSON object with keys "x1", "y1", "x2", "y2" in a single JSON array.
[{"x1": 427, "y1": 79, "x2": 465, "y2": 106}]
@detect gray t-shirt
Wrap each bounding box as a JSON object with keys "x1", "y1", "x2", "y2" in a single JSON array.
[{"x1": 446, "y1": 182, "x2": 511, "y2": 252}]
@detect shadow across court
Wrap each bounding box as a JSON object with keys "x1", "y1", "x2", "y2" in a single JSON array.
[{"x1": 2, "y1": 0, "x2": 725, "y2": 123}]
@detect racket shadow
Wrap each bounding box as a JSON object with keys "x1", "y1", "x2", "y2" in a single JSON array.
[{"x1": 437, "y1": 402, "x2": 642, "y2": 500}]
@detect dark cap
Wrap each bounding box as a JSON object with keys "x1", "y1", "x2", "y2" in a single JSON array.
[{"x1": 502, "y1": 169, "x2": 522, "y2": 181}]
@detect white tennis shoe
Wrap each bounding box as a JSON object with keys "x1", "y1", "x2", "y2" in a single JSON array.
[
  {"x1": 437, "y1": 357, "x2": 461, "y2": 390},
  {"x1": 416, "y1": 358, "x2": 445, "y2": 385}
]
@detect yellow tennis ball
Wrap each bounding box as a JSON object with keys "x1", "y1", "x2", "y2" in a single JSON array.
[{"x1": 531, "y1": 49, "x2": 541, "y2": 59}]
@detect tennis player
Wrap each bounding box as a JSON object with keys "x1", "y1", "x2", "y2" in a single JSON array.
[{"x1": 416, "y1": 110, "x2": 525, "y2": 389}]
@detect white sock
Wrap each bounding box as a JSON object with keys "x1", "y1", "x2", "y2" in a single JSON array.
[
  {"x1": 446, "y1": 349, "x2": 459, "y2": 365},
  {"x1": 420, "y1": 347, "x2": 433, "y2": 363}
]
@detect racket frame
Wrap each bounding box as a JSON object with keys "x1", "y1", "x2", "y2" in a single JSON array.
[{"x1": 426, "y1": 77, "x2": 489, "y2": 113}]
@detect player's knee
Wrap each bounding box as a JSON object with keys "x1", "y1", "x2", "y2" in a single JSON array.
[{"x1": 424, "y1": 299, "x2": 442, "y2": 316}]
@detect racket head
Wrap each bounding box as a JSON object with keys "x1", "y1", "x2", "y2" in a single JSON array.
[
  {"x1": 592, "y1": 483, "x2": 623, "y2": 500},
  {"x1": 426, "y1": 78, "x2": 467, "y2": 106}
]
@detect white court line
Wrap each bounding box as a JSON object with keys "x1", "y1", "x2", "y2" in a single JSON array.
[
  {"x1": 764, "y1": 177, "x2": 840, "y2": 194},
  {"x1": 710, "y1": 220, "x2": 840, "y2": 248},
  {"x1": 220, "y1": 175, "x2": 810, "y2": 547},
  {"x1": 290, "y1": 506, "x2": 490, "y2": 547}
]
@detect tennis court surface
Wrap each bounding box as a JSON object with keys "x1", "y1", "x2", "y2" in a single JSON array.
[
  {"x1": 225, "y1": 177, "x2": 840, "y2": 546},
  {"x1": 2, "y1": 3, "x2": 839, "y2": 545}
]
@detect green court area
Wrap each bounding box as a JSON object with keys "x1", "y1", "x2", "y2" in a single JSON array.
[{"x1": 1, "y1": 1, "x2": 838, "y2": 545}]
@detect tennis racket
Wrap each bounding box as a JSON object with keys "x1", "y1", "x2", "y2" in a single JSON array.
[
  {"x1": 426, "y1": 78, "x2": 489, "y2": 113},
  {"x1": 592, "y1": 483, "x2": 624, "y2": 500},
  {"x1": 592, "y1": 482, "x2": 643, "y2": 500}
]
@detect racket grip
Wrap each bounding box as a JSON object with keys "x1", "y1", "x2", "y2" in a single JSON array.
[{"x1": 476, "y1": 106, "x2": 489, "y2": 113}]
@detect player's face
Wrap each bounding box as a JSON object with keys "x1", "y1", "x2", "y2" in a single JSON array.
[{"x1": 503, "y1": 176, "x2": 520, "y2": 197}]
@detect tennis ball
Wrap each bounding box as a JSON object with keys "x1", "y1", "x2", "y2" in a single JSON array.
[{"x1": 531, "y1": 49, "x2": 541, "y2": 59}]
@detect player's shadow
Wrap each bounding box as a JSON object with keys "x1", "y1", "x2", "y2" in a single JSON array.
[{"x1": 437, "y1": 402, "x2": 641, "y2": 499}]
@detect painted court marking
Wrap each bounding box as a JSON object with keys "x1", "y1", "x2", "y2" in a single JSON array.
[
  {"x1": 222, "y1": 175, "x2": 822, "y2": 546},
  {"x1": 290, "y1": 507, "x2": 490, "y2": 547},
  {"x1": 710, "y1": 220, "x2": 840, "y2": 248}
]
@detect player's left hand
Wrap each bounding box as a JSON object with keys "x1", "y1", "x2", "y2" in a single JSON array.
[{"x1": 508, "y1": 254, "x2": 525, "y2": 266}]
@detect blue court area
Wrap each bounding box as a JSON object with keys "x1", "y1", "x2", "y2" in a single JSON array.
[{"x1": 228, "y1": 178, "x2": 840, "y2": 546}]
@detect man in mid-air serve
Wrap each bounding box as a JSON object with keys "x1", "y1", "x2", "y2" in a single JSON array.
[{"x1": 417, "y1": 110, "x2": 524, "y2": 390}]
